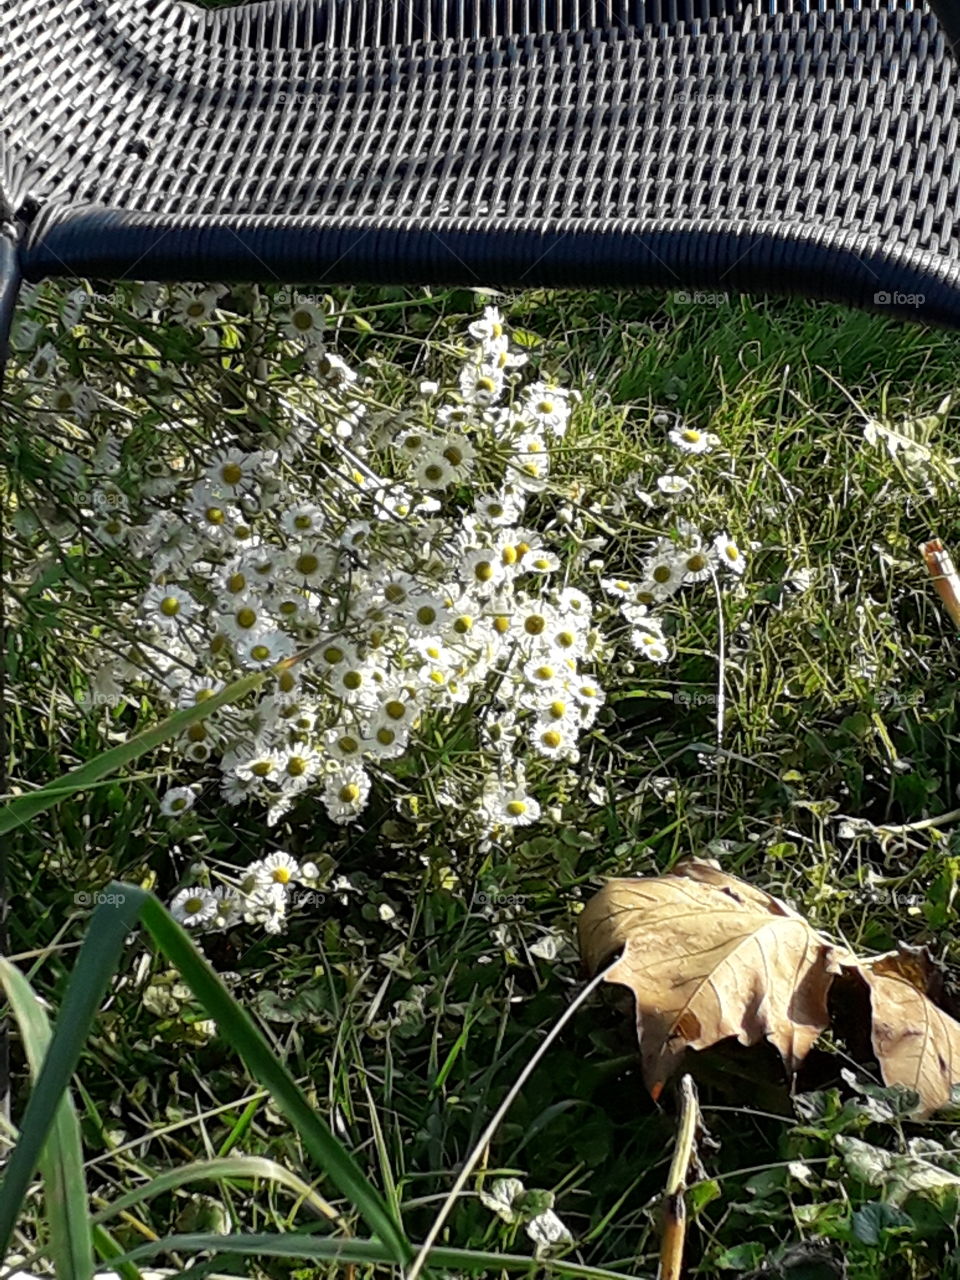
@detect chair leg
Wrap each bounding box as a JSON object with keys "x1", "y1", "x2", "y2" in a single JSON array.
[
  {"x1": 0, "y1": 232, "x2": 21, "y2": 388},
  {"x1": 929, "y1": 0, "x2": 960, "y2": 54},
  {"x1": 0, "y1": 230, "x2": 19, "y2": 1129}
]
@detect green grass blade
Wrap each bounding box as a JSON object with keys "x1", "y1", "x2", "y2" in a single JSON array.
[
  {"x1": 89, "y1": 1225, "x2": 145, "y2": 1280},
  {"x1": 0, "y1": 667, "x2": 270, "y2": 836},
  {"x1": 0, "y1": 886, "x2": 411, "y2": 1267},
  {"x1": 99, "y1": 1232, "x2": 650, "y2": 1280},
  {"x1": 0, "y1": 959, "x2": 94, "y2": 1280},
  {"x1": 135, "y1": 890, "x2": 411, "y2": 1264},
  {"x1": 88, "y1": 1156, "x2": 342, "y2": 1228},
  {"x1": 0, "y1": 894, "x2": 143, "y2": 1262}
]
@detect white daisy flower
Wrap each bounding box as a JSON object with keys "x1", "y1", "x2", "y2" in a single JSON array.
[
  {"x1": 657, "y1": 474, "x2": 692, "y2": 494},
  {"x1": 414, "y1": 452, "x2": 457, "y2": 490},
  {"x1": 678, "y1": 541, "x2": 718, "y2": 583},
  {"x1": 523, "y1": 657, "x2": 567, "y2": 688},
  {"x1": 363, "y1": 717, "x2": 409, "y2": 759},
  {"x1": 436, "y1": 434, "x2": 477, "y2": 475},
  {"x1": 642, "y1": 540, "x2": 686, "y2": 596},
  {"x1": 327, "y1": 657, "x2": 383, "y2": 708},
  {"x1": 242, "y1": 882, "x2": 289, "y2": 933},
  {"x1": 218, "y1": 595, "x2": 270, "y2": 644},
  {"x1": 204, "y1": 448, "x2": 270, "y2": 499},
  {"x1": 459, "y1": 363, "x2": 505, "y2": 407},
  {"x1": 487, "y1": 788, "x2": 542, "y2": 827},
  {"x1": 468, "y1": 305, "x2": 507, "y2": 343},
  {"x1": 509, "y1": 434, "x2": 550, "y2": 489},
  {"x1": 601, "y1": 577, "x2": 640, "y2": 601},
  {"x1": 276, "y1": 747, "x2": 323, "y2": 787},
  {"x1": 280, "y1": 501, "x2": 326, "y2": 537},
  {"x1": 404, "y1": 592, "x2": 449, "y2": 635},
  {"x1": 234, "y1": 746, "x2": 283, "y2": 784},
  {"x1": 140, "y1": 584, "x2": 200, "y2": 634},
  {"x1": 48, "y1": 379, "x2": 97, "y2": 421},
  {"x1": 94, "y1": 515, "x2": 128, "y2": 547},
  {"x1": 460, "y1": 547, "x2": 507, "y2": 593},
  {"x1": 323, "y1": 766, "x2": 372, "y2": 824},
  {"x1": 632, "y1": 629, "x2": 671, "y2": 662},
  {"x1": 173, "y1": 284, "x2": 223, "y2": 327},
  {"x1": 474, "y1": 490, "x2": 526, "y2": 526},
  {"x1": 282, "y1": 300, "x2": 326, "y2": 347},
  {"x1": 555, "y1": 586, "x2": 592, "y2": 619},
  {"x1": 395, "y1": 427, "x2": 430, "y2": 458},
  {"x1": 170, "y1": 887, "x2": 218, "y2": 928},
  {"x1": 524, "y1": 549, "x2": 560, "y2": 575},
  {"x1": 668, "y1": 424, "x2": 719, "y2": 454},
  {"x1": 323, "y1": 725, "x2": 368, "y2": 764},
  {"x1": 713, "y1": 532, "x2": 746, "y2": 575},
  {"x1": 28, "y1": 342, "x2": 60, "y2": 382},
  {"x1": 531, "y1": 720, "x2": 578, "y2": 761},
  {"x1": 374, "y1": 691, "x2": 422, "y2": 730},
  {"x1": 160, "y1": 785, "x2": 199, "y2": 816},
  {"x1": 545, "y1": 618, "x2": 586, "y2": 658},
  {"x1": 256, "y1": 851, "x2": 301, "y2": 889},
  {"x1": 283, "y1": 542, "x2": 338, "y2": 588}
]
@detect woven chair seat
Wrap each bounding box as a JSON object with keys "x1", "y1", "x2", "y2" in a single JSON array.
[{"x1": 1, "y1": 0, "x2": 960, "y2": 327}]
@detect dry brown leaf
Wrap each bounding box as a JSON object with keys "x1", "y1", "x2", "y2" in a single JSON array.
[
  {"x1": 579, "y1": 862, "x2": 960, "y2": 1117},
  {"x1": 847, "y1": 948, "x2": 960, "y2": 1118},
  {"x1": 578, "y1": 858, "x2": 850, "y2": 1099}
]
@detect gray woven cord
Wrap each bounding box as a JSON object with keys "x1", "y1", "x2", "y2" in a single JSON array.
[{"x1": 2, "y1": 1, "x2": 960, "y2": 323}]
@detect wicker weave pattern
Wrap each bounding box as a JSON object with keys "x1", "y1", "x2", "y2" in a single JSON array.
[
  {"x1": 0, "y1": 2, "x2": 952, "y2": 230},
  {"x1": 1, "y1": 2, "x2": 959, "y2": 322}
]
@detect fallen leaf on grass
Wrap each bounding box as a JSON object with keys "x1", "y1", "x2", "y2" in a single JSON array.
[
  {"x1": 578, "y1": 858, "x2": 960, "y2": 1117},
  {"x1": 852, "y1": 949, "x2": 960, "y2": 1121}
]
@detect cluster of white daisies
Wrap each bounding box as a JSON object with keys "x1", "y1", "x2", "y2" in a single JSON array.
[
  {"x1": 170, "y1": 849, "x2": 321, "y2": 935},
  {"x1": 601, "y1": 510, "x2": 745, "y2": 663},
  {"x1": 10, "y1": 282, "x2": 748, "y2": 936}
]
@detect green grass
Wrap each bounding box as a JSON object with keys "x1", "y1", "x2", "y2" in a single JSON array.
[{"x1": 5, "y1": 278, "x2": 960, "y2": 1280}]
